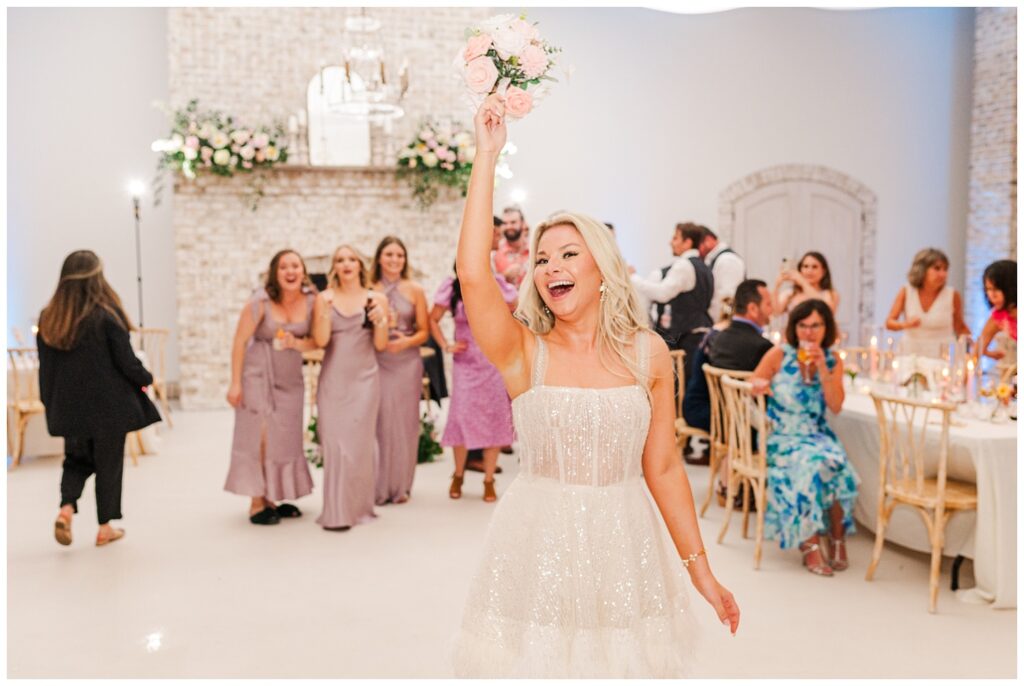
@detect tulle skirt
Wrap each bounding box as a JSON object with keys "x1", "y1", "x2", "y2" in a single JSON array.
[{"x1": 452, "y1": 476, "x2": 698, "y2": 678}]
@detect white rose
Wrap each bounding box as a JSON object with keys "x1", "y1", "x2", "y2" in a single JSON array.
[
  {"x1": 463, "y1": 145, "x2": 476, "y2": 162},
  {"x1": 422, "y1": 152, "x2": 439, "y2": 168},
  {"x1": 210, "y1": 131, "x2": 230, "y2": 149},
  {"x1": 491, "y1": 25, "x2": 528, "y2": 60},
  {"x1": 212, "y1": 149, "x2": 230, "y2": 165},
  {"x1": 198, "y1": 124, "x2": 213, "y2": 140},
  {"x1": 454, "y1": 132, "x2": 473, "y2": 148},
  {"x1": 183, "y1": 146, "x2": 198, "y2": 161},
  {"x1": 239, "y1": 145, "x2": 256, "y2": 161},
  {"x1": 251, "y1": 133, "x2": 270, "y2": 148},
  {"x1": 230, "y1": 129, "x2": 251, "y2": 145},
  {"x1": 478, "y1": 13, "x2": 516, "y2": 35}
]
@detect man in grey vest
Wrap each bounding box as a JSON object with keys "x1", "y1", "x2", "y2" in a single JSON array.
[{"x1": 629, "y1": 222, "x2": 714, "y2": 362}]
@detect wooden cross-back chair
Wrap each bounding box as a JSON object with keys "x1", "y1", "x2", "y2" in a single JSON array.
[
  {"x1": 668, "y1": 350, "x2": 710, "y2": 458},
  {"x1": 699, "y1": 364, "x2": 752, "y2": 517},
  {"x1": 7, "y1": 347, "x2": 45, "y2": 467}
]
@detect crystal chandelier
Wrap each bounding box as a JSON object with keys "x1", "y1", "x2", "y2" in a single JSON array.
[{"x1": 331, "y1": 9, "x2": 408, "y2": 122}]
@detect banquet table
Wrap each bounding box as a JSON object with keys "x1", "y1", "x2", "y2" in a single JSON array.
[{"x1": 830, "y1": 388, "x2": 1017, "y2": 609}]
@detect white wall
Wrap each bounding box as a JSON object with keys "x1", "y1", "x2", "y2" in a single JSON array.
[
  {"x1": 7, "y1": 7, "x2": 976, "y2": 384},
  {"x1": 497, "y1": 7, "x2": 975, "y2": 320},
  {"x1": 7, "y1": 8, "x2": 177, "y2": 376}
]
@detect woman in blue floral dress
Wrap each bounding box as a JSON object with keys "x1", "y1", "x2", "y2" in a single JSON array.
[{"x1": 750, "y1": 299, "x2": 859, "y2": 576}]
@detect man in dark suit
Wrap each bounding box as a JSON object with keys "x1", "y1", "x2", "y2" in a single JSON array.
[{"x1": 681, "y1": 279, "x2": 774, "y2": 469}]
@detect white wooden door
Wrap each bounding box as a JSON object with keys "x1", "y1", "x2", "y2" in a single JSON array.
[{"x1": 731, "y1": 180, "x2": 864, "y2": 338}]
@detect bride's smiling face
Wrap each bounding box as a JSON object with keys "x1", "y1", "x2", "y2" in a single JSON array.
[{"x1": 533, "y1": 223, "x2": 602, "y2": 319}]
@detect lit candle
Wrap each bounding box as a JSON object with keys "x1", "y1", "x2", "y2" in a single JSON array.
[
  {"x1": 941, "y1": 366, "x2": 950, "y2": 400},
  {"x1": 966, "y1": 358, "x2": 976, "y2": 402},
  {"x1": 771, "y1": 331, "x2": 781, "y2": 345},
  {"x1": 869, "y1": 335, "x2": 879, "y2": 380},
  {"x1": 892, "y1": 358, "x2": 900, "y2": 383}
]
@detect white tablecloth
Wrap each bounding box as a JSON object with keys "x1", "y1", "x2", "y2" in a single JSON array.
[{"x1": 830, "y1": 390, "x2": 1017, "y2": 609}]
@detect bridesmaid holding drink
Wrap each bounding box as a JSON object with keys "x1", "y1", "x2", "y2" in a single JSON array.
[{"x1": 312, "y1": 245, "x2": 390, "y2": 531}]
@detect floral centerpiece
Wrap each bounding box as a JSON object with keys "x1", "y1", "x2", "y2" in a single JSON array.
[
  {"x1": 418, "y1": 411, "x2": 443, "y2": 463},
  {"x1": 396, "y1": 121, "x2": 476, "y2": 208},
  {"x1": 152, "y1": 99, "x2": 288, "y2": 180},
  {"x1": 453, "y1": 13, "x2": 562, "y2": 119}
]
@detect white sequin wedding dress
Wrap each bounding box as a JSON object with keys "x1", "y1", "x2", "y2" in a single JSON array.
[{"x1": 452, "y1": 334, "x2": 698, "y2": 678}]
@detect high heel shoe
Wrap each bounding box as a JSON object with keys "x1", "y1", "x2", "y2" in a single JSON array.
[
  {"x1": 449, "y1": 474, "x2": 464, "y2": 500},
  {"x1": 800, "y1": 542, "x2": 833, "y2": 577},
  {"x1": 483, "y1": 478, "x2": 497, "y2": 503},
  {"x1": 828, "y1": 537, "x2": 849, "y2": 571}
]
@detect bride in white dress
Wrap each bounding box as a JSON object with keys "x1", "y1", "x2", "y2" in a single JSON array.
[{"x1": 451, "y1": 95, "x2": 740, "y2": 678}]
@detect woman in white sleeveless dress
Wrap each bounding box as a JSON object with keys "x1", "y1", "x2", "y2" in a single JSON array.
[
  {"x1": 450, "y1": 95, "x2": 739, "y2": 678},
  {"x1": 885, "y1": 248, "x2": 971, "y2": 357}
]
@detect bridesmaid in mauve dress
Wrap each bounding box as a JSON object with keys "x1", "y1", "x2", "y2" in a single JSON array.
[
  {"x1": 370, "y1": 236, "x2": 430, "y2": 505},
  {"x1": 311, "y1": 245, "x2": 390, "y2": 531},
  {"x1": 429, "y1": 265, "x2": 517, "y2": 502},
  {"x1": 225, "y1": 250, "x2": 318, "y2": 525}
]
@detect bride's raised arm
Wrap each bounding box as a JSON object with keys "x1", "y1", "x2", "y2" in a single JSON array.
[{"x1": 456, "y1": 95, "x2": 532, "y2": 391}]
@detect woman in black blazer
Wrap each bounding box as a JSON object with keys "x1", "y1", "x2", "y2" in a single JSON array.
[{"x1": 37, "y1": 250, "x2": 161, "y2": 547}]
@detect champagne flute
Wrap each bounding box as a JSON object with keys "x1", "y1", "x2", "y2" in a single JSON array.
[{"x1": 797, "y1": 340, "x2": 814, "y2": 385}]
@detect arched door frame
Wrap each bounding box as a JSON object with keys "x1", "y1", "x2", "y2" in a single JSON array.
[{"x1": 718, "y1": 164, "x2": 879, "y2": 338}]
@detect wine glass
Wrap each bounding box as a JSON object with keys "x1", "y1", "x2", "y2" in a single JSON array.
[{"x1": 797, "y1": 340, "x2": 814, "y2": 384}]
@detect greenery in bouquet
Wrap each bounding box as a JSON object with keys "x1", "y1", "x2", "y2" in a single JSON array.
[
  {"x1": 396, "y1": 121, "x2": 477, "y2": 209},
  {"x1": 305, "y1": 414, "x2": 323, "y2": 469},
  {"x1": 418, "y1": 411, "x2": 443, "y2": 464}
]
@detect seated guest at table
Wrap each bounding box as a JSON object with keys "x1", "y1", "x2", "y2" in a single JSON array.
[
  {"x1": 750, "y1": 299, "x2": 858, "y2": 577},
  {"x1": 976, "y1": 259, "x2": 1017, "y2": 372},
  {"x1": 885, "y1": 248, "x2": 971, "y2": 357},
  {"x1": 37, "y1": 250, "x2": 161, "y2": 547},
  {"x1": 225, "y1": 249, "x2": 318, "y2": 525},
  {"x1": 430, "y1": 263, "x2": 517, "y2": 502},
  {"x1": 683, "y1": 280, "x2": 774, "y2": 483},
  {"x1": 775, "y1": 251, "x2": 839, "y2": 316},
  {"x1": 312, "y1": 245, "x2": 390, "y2": 531},
  {"x1": 369, "y1": 236, "x2": 430, "y2": 506}
]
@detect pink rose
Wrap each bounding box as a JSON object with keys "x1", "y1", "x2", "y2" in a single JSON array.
[
  {"x1": 185, "y1": 135, "x2": 200, "y2": 150},
  {"x1": 251, "y1": 133, "x2": 270, "y2": 148},
  {"x1": 464, "y1": 56, "x2": 499, "y2": 94},
  {"x1": 519, "y1": 44, "x2": 548, "y2": 79},
  {"x1": 463, "y1": 34, "x2": 493, "y2": 63},
  {"x1": 504, "y1": 85, "x2": 534, "y2": 119}
]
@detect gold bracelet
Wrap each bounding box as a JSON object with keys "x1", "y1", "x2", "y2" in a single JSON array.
[{"x1": 681, "y1": 549, "x2": 707, "y2": 569}]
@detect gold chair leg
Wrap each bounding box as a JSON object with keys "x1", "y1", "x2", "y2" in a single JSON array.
[
  {"x1": 127, "y1": 431, "x2": 139, "y2": 467},
  {"x1": 865, "y1": 498, "x2": 895, "y2": 581},
  {"x1": 699, "y1": 447, "x2": 720, "y2": 518},
  {"x1": 717, "y1": 474, "x2": 736, "y2": 543},
  {"x1": 928, "y1": 511, "x2": 945, "y2": 613},
  {"x1": 741, "y1": 479, "x2": 751, "y2": 539},
  {"x1": 754, "y1": 479, "x2": 767, "y2": 570},
  {"x1": 157, "y1": 386, "x2": 173, "y2": 429},
  {"x1": 14, "y1": 413, "x2": 29, "y2": 467}
]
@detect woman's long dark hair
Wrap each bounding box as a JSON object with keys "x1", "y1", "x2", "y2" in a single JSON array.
[
  {"x1": 449, "y1": 261, "x2": 462, "y2": 312},
  {"x1": 371, "y1": 235, "x2": 410, "y2": 284},
  {"x1": 797, "y1": 251, "x2": 833, "y2": 292},
  {"x1": 38, "y1": 250, "x2": 133, "y2": 350},
  {"x1": 983, "y1": 259, "x2": 1016, "y2": 311}
]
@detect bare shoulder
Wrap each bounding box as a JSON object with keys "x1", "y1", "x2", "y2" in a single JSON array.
[
  {"x1": 643, "y1": 330, "x2": 672, "y2": 377},
  {"x1": 403, "y1": 279, "x2": 427, "y2": 300}
]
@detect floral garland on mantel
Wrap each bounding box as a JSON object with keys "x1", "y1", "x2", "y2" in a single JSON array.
[{"x1": 151, "y1": 99, "x2": 288, "y2": 210}]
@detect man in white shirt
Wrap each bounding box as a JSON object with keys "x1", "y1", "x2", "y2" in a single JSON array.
[
  {"x1": 629, "y1": 223, "x2": 714, "y2": 361},
  {"x1": 699, "y1": 228, "x2": 746, "y2": 323}
]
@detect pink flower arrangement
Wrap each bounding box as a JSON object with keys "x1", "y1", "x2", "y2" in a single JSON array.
[{"x1": 453, "y1": 13, "x2": 562, "y2": 120}]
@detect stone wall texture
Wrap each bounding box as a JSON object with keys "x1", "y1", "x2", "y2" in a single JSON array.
[
  {"x1": 965, "y1": 7, "x2": 1016, "y2": 332},
  {"x1": 169, "y1": 8, "x2": 490, "y2": 408}
]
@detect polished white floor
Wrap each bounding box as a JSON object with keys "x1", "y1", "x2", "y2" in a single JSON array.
[{"x1": 6, "y1": 409, "x2": 1016, "y2": 678}]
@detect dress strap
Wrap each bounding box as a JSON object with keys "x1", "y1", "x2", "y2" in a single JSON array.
[{"x1": 531, "y1": 335, "x2": 548, "y2": 388}]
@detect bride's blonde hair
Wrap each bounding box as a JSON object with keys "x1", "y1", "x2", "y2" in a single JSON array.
[{"x1": 515, "y1": 211, "x2": 653, "y2": 387}]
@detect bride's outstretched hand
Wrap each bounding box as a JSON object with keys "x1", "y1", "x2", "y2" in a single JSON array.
[
  {"x1": 474, "y1": 93, "x2": 507, "y2": 157},
  {"x1": 692, "y1": 572, "x2": 740, "y2": 635}
]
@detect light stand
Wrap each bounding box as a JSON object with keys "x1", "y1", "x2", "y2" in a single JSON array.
[{"x1": 128, "y1": 179, "x2": 146, "y2": 331}]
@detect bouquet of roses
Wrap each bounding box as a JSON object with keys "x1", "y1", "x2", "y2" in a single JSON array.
[
  {"x1": 453, "y1": 13, "x2": 562, "y2": 120},
  {"x1": 152, "y1": 99, "x2": 288, "y2": 180},
  {"x1": 397, "y1": 120, "x2": 496, "y2": 208}
]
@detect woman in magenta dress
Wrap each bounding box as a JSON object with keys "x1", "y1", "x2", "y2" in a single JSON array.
[
  {"x1": 311, "y1": 245, "x2": 390, "y2": 531},
  {"x1": 225, "y1": 250, "x2": 318, "y2": 525},
  {"x1": 429, "y1": 264, "x2": 517, "y2": 502},
  {"x1": 370, "y1": 236, "x2": 429, "y2": 505}
]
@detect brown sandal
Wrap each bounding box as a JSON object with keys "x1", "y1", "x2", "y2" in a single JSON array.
[
  {"x1": 483, "y1": 478, "x2": 497, "y2": 503},
  {"x1": 54, "y1": 514, "x2": 72, "y2": 546},
  {"x1": 96, "y1": 528, "x2": 125, "y2": 547},
  {"x1": 800, "y1": 542, "x2": 833, "y2": 577},
  {"x1": 449, "y1": 474, "x2": 464, "y2": 500},
  {"x1": 828, "y1": 537, "x2": 849, "y2": 571}
]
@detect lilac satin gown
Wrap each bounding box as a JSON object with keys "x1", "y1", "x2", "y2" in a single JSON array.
[
  {"x1": 316, "y1": 304, "x2": 380, "y2": 529},
  {"x1": 374, "y1": 279, "x2": 424, "y2": 504},
  {"x1": 224, "y1": 289, "x2": 315, "y2": 502}
]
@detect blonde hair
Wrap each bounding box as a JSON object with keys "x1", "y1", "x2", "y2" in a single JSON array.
[
  {"x1": 328, "y1": 244, "x2": 369, "y2": 289},
  {"x1": 516, "y1": 211, "x2": 653, "y2": 388},
  {"x1": 907, "y1": 248, "x2": 949, "y2": 289}
]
